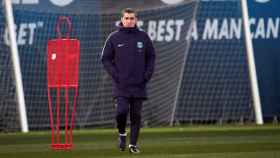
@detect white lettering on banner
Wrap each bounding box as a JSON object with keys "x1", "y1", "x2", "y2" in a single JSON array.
[
  {"x1": 166, "y1": 20, "x2": 175, "y2": 42},
  {"x1": 202, "y1": 18, "x2": 242, "y2": 40},
  {"x1": 250, "y1": 18, "x2": 280, "y2": 39},
  {"x1": 186, "y1": 20, "x2": 198, "y2": 40},
  {"x1": 147, "y1": 19, "x2": 184, "y2": 42},
  {"x1": 17, "y1": 23, "x2": 28, "y2": 45},
  {"x1": 267, "y1": 18, "x2": 279, "y2": 39},
  {"x1": 148, "y1": 20, "x2": 157, "y2": 41},
  {"x1": 212, "y1": 18, "x2": 242, "y2": 39},
  {"x1": 219, "y1": 19, "x2": 229, "y2": 39},
  {"x1": 4, "y1": 22, "x2": 44, "y2": 46},
  {"x1": 230, "y1": 18, "x2": 242, "y2": 39},
  {"x1": 4, "y1": 17, "x2": 278, "y2": 47},
  {"x1": 203, "y1": 18, "x2": 218, "y2": 40},
  {"x1": 197, "y1": 17, "x2": 279, "y2": 40},
  {"x1": 175, "y1": 20, "x2": 184, "y2": 40},
  {"x1": 144, "y1": 17, "x2": 279, "y2": 41},
  {"x1": 157, "y1": 20, "x2": 166, "y2": 41},
  {"x1": 254, "y1": 18, "x2": 266, "y2": 39}
]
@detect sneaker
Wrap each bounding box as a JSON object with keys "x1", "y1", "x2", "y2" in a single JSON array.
[
  {"x1": 118, "y1": 133, "x2": 126, "y2": 151},
  {"x1": 129, "y1": 144, "x2": 140, "y2": 154}
]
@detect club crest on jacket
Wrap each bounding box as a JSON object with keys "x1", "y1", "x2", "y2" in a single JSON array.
[{"x1": 137, "y1": 41, "x2": 143, "y2": 49}]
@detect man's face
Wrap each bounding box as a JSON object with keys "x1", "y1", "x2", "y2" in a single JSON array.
[{"x1": 121, "y1": 13, "x2": 137, "y2": 28}]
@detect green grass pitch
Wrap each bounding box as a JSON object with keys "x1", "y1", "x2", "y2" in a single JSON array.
[{"x1": 0, "y1": 125, "x2": 280, "y2": 158}]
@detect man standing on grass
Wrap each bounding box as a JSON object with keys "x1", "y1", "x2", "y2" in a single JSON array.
[{"x1": 101, "y1": 8, "x2": 156, "y2": 154}]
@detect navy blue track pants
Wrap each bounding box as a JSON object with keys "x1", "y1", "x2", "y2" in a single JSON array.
[{"x1": 115, "y1": 97, "x2": 143, "y2": 146}]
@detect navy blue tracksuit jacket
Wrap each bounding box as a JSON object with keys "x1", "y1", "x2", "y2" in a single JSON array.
[{"x1": 101, "y1": 24, "x2": 156, "y2": 99}]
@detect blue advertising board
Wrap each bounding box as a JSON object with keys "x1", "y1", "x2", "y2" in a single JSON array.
[{"x1": 248, "y1": 0, "x2": 280, "y2": 119}]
